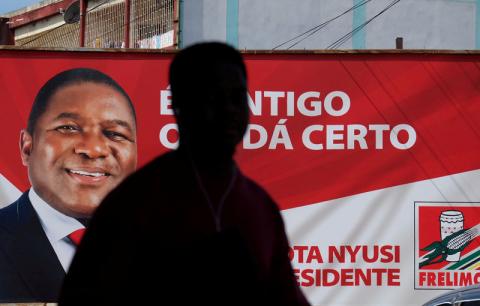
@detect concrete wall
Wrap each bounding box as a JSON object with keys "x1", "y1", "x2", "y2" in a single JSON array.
[
  {"x1": 181, "y1": 0, "x2": 227, "y2": 46},
  {"x1": 181, "y1": 0, "x2": 478, "y2": 50}
]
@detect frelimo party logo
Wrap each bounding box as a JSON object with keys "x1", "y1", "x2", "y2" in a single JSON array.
[{"x1": 415, "y1": 202, "x2": 480, "y2": 289}]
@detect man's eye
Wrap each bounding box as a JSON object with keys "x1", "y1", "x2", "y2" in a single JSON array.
[
  {"x1": 104, "y1": 130, "x2": 128, "y2": 141},
  {"x1": 55, "y1": 125, "x2": 79, "y2": 133}
]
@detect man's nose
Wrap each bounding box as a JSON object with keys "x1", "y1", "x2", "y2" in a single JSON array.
[{"x1": 74, "y1": 132, "x2": 110, "y2": 159}]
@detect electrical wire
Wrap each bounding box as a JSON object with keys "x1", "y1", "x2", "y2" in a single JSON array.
[
  {"x1": 272, "y1": 0, "x2": 372, "y2": 50},
  {"x1": 327, "y1": 0, "x2": 401, "y2": 50},
  {"x1": 286, "y1": 0, "x2": 374, "y2": 50}
]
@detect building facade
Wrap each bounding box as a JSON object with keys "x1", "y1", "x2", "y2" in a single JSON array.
[
  {"x1": 1, "y1": 0, "x2": 478, "y2": 50},
  {"x1": 181, "y1": 0, "x2": 477, "y2": 50}
]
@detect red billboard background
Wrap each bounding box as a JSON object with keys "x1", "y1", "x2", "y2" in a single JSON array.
[
  {"x1": 1, "y1": 49, "x2": 479, "y2": 305},
  {"x1": 1, "y1": 50, "x2": 479, "y2": 211}
]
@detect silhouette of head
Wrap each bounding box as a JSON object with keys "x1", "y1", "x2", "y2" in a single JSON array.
[{"x1": 169, "y1": 42, "x2": 249, "y2": 160}]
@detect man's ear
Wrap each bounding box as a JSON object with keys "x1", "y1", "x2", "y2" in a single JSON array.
[
  {"x1": 173, "y1": 107, "x2": 183, "y2": 126},
  {"x1": 173, "y1": 107, "x2": 180, "y2": 116},
  {"x1": 20, "y1": 129, "x2": 33, "y2": 166}
]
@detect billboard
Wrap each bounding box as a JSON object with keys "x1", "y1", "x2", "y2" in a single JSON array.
[{"x1": 0, "y1": 49, "x2": 479, "y2": 305}]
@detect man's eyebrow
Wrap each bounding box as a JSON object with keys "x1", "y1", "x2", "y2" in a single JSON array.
[
  {"x1": 54, "y1": 112, "x2": 80, "y2": 120},
  {"x1": 105, "y1": 119, "x2": 135, "y2": 133},
  {"x1": 53, "y1": 113, "x2": 135, "y2": 133}
]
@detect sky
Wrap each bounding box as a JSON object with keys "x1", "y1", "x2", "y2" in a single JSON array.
[{"x1": 0, "y1": 0, "x2": 43, "y2": 15}]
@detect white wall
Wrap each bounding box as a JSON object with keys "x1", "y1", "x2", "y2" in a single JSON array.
[{"x1": 181, "y1": 0, "x2": 478, "y2": 50}]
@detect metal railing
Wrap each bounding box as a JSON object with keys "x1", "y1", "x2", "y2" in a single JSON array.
[{"x1": 15, "y1": 0, "x2": 177, "y2": 49}]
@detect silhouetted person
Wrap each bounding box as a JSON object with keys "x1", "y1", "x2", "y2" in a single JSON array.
[{"x1": 59, "y1": 42, "x2": 310, "y2": 306}]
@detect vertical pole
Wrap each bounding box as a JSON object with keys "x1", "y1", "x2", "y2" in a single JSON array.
[
  {"x1": 476, "y1": 0, "x2": 480, "y2": 49},
  {"x1": 178, "y1": 0, "x2": 184, "y2": 48},
  {"x1": 124, "y1": 0, "x2": 131, "y2": 48},
  {"x1": 0, "y1": 18, "x2": 14, "y2": 45},
  {"x1": 395, "y1": 37, "x2": 403, "y2": 49},
  {"x1": 226, "y1": 0, "x2": 239, "y2": 48},
  {"x1": 352, "y1": 0, "x2": 366, "y2": 49},
  {"x1": 80, "y1": 0, "x2": 87, "y2": 47},
  {"x1": 174, "y1": 0, "x2": 181, "y2": 48}
]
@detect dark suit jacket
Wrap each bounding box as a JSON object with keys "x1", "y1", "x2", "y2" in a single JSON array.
[{"x1": 0, "y1": 191, "x2": 65, "y2": 303}]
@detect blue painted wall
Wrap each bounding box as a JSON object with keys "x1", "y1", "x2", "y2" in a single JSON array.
[
  {"x1": 352, "y1": 0, "x2": 366, "y2": 49},
  {"x1": 226, "y1": 0, "x2": 239, "y2": 47}
]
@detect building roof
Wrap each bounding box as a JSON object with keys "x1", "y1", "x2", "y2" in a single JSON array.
[{"x1": 2, "y1": 0, "x2": 62, "y2": 18}]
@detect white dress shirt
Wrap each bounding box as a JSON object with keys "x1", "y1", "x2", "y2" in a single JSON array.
[{"x1": 29, "y1": 188, "x2": 85, "y2": 272}]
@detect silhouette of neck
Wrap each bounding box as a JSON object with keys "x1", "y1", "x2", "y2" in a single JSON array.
[{"x1": 178, "y1": 144, "x2": 235, "y2": 179}]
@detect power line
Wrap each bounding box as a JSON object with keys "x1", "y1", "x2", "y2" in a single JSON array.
[
  {"x1": 286, "y1": 0, "x2": 374, "y2": 50},
  {"x1": 327, "y1": 0, "x2": 401, "y2": 50},
  {"x1": 327, "y1": 0, "x2": 401, "y2": 49},
  {"x1": 272, "y1": 0, "x2": 372, "y2": 50}
]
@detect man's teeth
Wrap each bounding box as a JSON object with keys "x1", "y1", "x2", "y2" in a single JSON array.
[{"x1": 69, "y1": 170, "x2": 107, "y2": 177}]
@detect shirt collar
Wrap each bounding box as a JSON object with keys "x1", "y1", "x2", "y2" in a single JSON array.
[{"x1": 29, "y1": 188, "x2": 85, "y2": 243}]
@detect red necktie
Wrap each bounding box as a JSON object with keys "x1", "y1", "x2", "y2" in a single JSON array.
[{"x1": 68, "y1": 228, "x2": 86, "y2": 246}]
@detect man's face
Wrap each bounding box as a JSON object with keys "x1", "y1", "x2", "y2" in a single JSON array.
[
  {"x1": 177, "y1": 62, "x2": 249, "y2": 157},
  {"x1": 20, "y1": 82, "x2": 137, "y2": 218}
]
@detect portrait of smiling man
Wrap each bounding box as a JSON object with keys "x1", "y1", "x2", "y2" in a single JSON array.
[{"x1": 0, "y1": 68, "x2": 137, "y2": 303}]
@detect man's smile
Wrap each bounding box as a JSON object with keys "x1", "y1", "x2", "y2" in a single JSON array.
[{"x1": 65, "y1": 167, "x2": 112, "y2": 185}]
